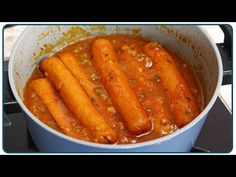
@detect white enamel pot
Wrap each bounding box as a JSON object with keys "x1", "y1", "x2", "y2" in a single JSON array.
[{"x1": 8, "y1": 25, "x2": 223, "y2": 152}]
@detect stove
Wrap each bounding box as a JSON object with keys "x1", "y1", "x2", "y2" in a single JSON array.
[{"x1": 3, "y1": 25, "x2": 233, "y2": 153}]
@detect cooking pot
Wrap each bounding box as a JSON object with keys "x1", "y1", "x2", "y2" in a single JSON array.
[{"x1": 8, "y1": 25, "x2": 223, "y2": 152}]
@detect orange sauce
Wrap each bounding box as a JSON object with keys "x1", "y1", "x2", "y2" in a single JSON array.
[{"x1": 23, "y1": 35, "x2": 204, "y2": 144}]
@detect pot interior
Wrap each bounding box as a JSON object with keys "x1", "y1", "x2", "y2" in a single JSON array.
[{"x1": 10, "y1": 25, "x2": 220, "y2": 117}]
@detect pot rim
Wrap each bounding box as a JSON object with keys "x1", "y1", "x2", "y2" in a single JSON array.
[{"x1": 8, "y1": 25, "x2": 223, "y2": 150}]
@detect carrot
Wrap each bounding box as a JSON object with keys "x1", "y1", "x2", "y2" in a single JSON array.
[
  {"x1": 92, "y1": 38, "x2": 151, "y2": 135},
  {"x1": 144, "y1": 42, "x2": 200, "y2": 127},
  {"x1": 57, "y1": 52, "x2": 95, "y2": 98},
  {"x1": 120, "y1": 49, "x2": 175, "y2": 136},
  {"x1": 40, "y1": 57, "x2": 117, "y2": 144},
  {"x1": 151, "y1": 100, "x2": 176, "y2": 136},
  {"x1": 57, "y1": 52, "x2": 119, "y2": 127},
  {"x1": 30, "y1": 78, "x2": 80, "y2": 138}
]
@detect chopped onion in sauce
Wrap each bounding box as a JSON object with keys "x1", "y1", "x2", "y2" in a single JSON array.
[
  {"x1": 107, "y1": 106, "x2": 116, "y2": 114},
  {"x1": 94, "y1": 87, "x2": 106, "y2": 97},
  {"x1": 90, "y1": 73, "x2": 100, "y2": 81},
  {"x1": 138, "y1": 54, "x2": 146, "y2": 61},
  {"x1": 120, "y1": 136, "x2": 129, "y2": 143},
  {"x1": 80, "y1": 59, "x2": 91, "y2": 65},
  {"x1": 121, "y1": 45, "x2": 130, "y2": 51},
  {"x1": 145, "y1": 58, "x2": 153, "y2": 68},
  {"x1": 131, "y1": 51, "x2": 137, "y2": 57},
  {"x1": 117, "y1": 122, "x2": 124, "y2": 130},
  {"x1": 153, "y1": 75, "x2": 161, "y2": 82},
  {"x1": 73, "y1": 49, "x2": 79, "y2": 53}
]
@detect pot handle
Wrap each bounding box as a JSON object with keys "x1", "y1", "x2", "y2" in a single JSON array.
[{"x1": 217, "y1": 25, "x2": 232, "y2": 85}]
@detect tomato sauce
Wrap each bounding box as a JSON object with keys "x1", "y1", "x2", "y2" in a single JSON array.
[{"x1": 23, "y1": 34, "x2": 204, "y2": 144}]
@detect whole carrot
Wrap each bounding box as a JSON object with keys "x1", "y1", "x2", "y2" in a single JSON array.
[
  {"x1": 30, "y1": 78, "x2": 81, "y2": 138},
  {"x1": 120, "y1": 48, "x2": 175, "y2": 136},
  {"x1": 40, "y1": 57, "x2": 117, "y2": 143},
  {"x1": 144, "y1": 42, "x2": 200, "y2": 127},
  {"x1": 92, "y1": 39, "x2": 151, "y2": 135}
]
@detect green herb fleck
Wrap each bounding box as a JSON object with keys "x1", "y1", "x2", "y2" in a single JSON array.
[
  {"x1": 170, "y1": 117, "x2": 175, "y2": 124},
  {"x1": 138, "y1": 54, "x2": 146, "y2": 61}
]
